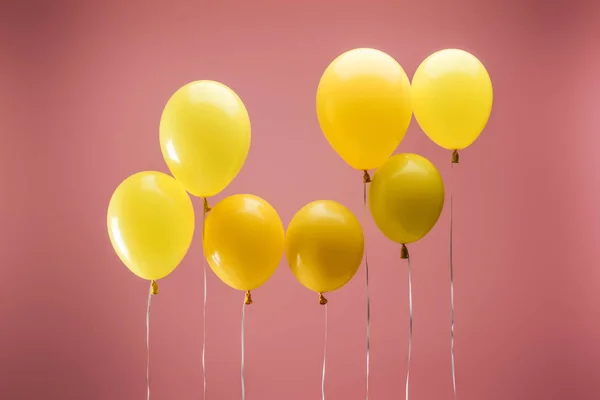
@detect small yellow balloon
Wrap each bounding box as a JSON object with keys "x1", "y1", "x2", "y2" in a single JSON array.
[
  {"x1": 107, "y1": 171, "x2": 195, "y2": 281},
  {"x1": 160, "y1": 80, "x2": 251, "y2": 198},
  {"x1": 316, "y1": 48, "x2": 412, "y2": 170},
  {"x1": 369, "y1": 154, "x2": 444, "y2": 244},
  {"x1": 286, "y1": 200, "x2": 364, "y2": 294},
  {"x1": 412, "y1": 49, "x2": 493, "y2": 151},
  {"x1": 204, "y1": 194, "x2": 284, "y2": 292}
]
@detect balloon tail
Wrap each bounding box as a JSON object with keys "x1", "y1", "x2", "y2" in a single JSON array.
[
  {"x1": 405, "y1": 254, "x2": 413, "y2": 400},
  {"x1": 449, "y1": 166, "x2": 457, "y2": 400},
  {"x1": 400, "y1": 244, "x2": 409, "y2": 259},
  {"x1": 452, "y1": 150, "x2": 459, "y2": 164},
  {"x1": 150, "y1": 280, "x2": 159, "y2": 295},
  {"x1": 202, "y1": 199, "x2": 210, "y2": 400},
  {"x1": 319, "y1": 293, "x2": 329, "y2": 305},
  {"x1": 321, "y1": 303, "x2": 328, "y2": 400},
  {"x1": 244, "y1": 291, "x2": 253, "y2": 305},
  {"x1": 362, "y1": 171, "x2": 371, "y2": 400},
  {"x1": 241, "y1": 298, "x2": 247, "y2": 400},
  {"x1": 146, "y1": 281, "x2": 157, "y2": 400}
]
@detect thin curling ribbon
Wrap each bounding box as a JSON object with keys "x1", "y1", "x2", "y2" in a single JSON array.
[
  {"x1": 241, "y1": 291, "x2": 252, "y2": 400},
  {"x1": 146, "y1": 280, "x2": 159, "y2": 400},
  {"x1": 449, "y1": 155, "x2": 457, "y2": 400},
  {"x1": 202, "y1": 198, "x2": 211, "y2": 400},
  {"x1": 320, "y1": 297, "x2": 328, "y2": 400},
  {"x1": 400, "y1": 245, "x2": 413, "y2": 400},
  {"x1": 362, "y1": 170, "x2": 372, "y2": 400}
]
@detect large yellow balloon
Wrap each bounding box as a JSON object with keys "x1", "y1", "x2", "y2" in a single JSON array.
[
  {"x1": 286, "y1": 200, "x2": 364, "y2": 294},
  {"x1": 316, "y1": 48, "x2": 412, "y2": 170},
  {"x1": 369, "y1": 154, "x2": 444, "y2": 244},
  {"x1": 160, "y1": 80, "x2": 251, "y2": 198},
  {"x1": 412, "y1": 49, "x2": 493, "y2": 150},
  {"x1": 107, "y1": 171, "x2": 195, "y2": 281},
  {"x1": 204, "y1": 194, "x2": 284, "y2": 292}
]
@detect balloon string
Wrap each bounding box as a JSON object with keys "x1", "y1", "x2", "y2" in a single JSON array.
[
  {"x1": 321, "y1": 303, "x2": 328, "y2": 400},
  {"x1": 362, "y1": 170, "x2": 371, "y2": 400},
  {"x1": 449, "y1": 164, "x2": 457, "y2": 400},
  {"x1": 146, "y1": 282, "x2": 155, "y2": 400},
  {"x1": 241, "y1": 298, "x2": 247, "y2": 400},
  {"x1": 202, "y1": 198, "x2": 210, "y2": 400},
  {"x1": 405, "y1": 254, "x2": 413, "y2": 400}
]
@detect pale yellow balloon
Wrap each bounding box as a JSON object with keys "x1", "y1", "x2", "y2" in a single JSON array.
[
  {"x1": 160, "y1": 80, "x2": 251, "y2": 198},
  {"x1": 286, "y1": 200, "x2": 364, "y2": 294},
  {"x1": 204, "y1": 194, "x2": 284, "y2": 292},
  {"x1": 412, "y1": 49, "x2": 493, "y2": 150},
  {"x1": 107, "y1": 171, "x2": 195, "y2": 280},
  {"x1": 369, "y1": 154, "x2": 444, "y2": 244},
  {"x1": 317, "y1": 48, "x2": 412, "y2": 170}
]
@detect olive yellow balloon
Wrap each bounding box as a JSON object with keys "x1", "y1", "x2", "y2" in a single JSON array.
[
  {"x1": 107, "y1": 171, "x2": 195, "y2": 281},
  {"x1": 412, "y1": 49, "x2": 493, "y2": 150},
  {"x1": 204, "y1": 194, "x2": 284, "y2": 291},
  {"x1": 286, "y1": 200, "x2": 364, "y2": 294},
  {"x1": 160, "y1": 80, "x2": 251, "y2": 198},
  {"x1": 316, "y1": 48, "x2": 412, "y2": 170},
  {"x1": 369, "y1": 154, "x2": 444, "y2": 244}
]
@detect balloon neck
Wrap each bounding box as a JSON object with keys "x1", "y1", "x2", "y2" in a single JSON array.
[
  {"x1": 452, "y1": 150, "x2": 460, "y2": 164},
  {"x1": 244, "y1": 291, "x2": 253, "y2": 305},
  {"x1": 150, "y1": 280, "x2": 159, "y2": 295},
  {"x1": 203, "y1": 198, "x2": 212, "y2": 213},
  {"x1": 318, "y1": 293, "x2": 328, "y2": 305},
  {"x1": 400, "y1": 244, "x2": 409, "y2": 259},
  {"x1": 363, "y1": 170, "x2": 371, "y2": 183}
]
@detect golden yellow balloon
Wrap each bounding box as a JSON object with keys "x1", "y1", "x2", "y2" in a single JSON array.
[
  {"x1": 316, "y1": 48, "x2": 412, "y2": 170},
  {"x1": 286, "y1": 200, "x2": 364, "y2": 295},
  {"x1": 204, "y1": 194, "x2": 284, "y2": 292},
  {"x1": 412, "y1": 49, "x2": 493, "y2": 151},
  {"x1": 107, "y1": 171, "x2": 195, "y2": 281},
  {"x1": 369, "y1": 154, "x2": 444, "y2": 244},
  {"x1": 160, "y1": 80, "x2": 251, "y2": 198}
]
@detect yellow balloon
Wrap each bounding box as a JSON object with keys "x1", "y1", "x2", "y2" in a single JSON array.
[
  {"x1": 107, "y1": 171, "x2": 195, "y2": 281},
  {"x1": 369, "y1": 154, "x2": 444, "y2": 244},
  {"x1": 412, "y1": 49, "x2": 493, "y2": 150},
  {"x1": 316, "y1": 48, "x2": 412, "y2": 170},
  {"x1": 204, "y1": 194, "x2": 284, "y2": 292},
  {"x1": 160, "y1": 80, "x2": 251, "y2": 198},
  {"x1": 286, "y1": 200, "x2": 364, "y2": 294}
]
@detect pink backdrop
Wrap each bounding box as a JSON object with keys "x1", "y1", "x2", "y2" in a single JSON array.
[{"x1": 1, "y1": 0, "x2": 600, "y2": 399}]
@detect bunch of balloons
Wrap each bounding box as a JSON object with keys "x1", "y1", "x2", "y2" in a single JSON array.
[
  {"x1": 106, "y1": 46, "x2": 492, "y2": 303},
  {"x1": 107, "y1": 81, "x2": 285, "y2": 300},
  {"x1": 316, "y1": 47, "x2": 492, "y2": 256}
]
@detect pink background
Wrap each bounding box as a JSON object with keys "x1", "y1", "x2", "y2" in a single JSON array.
[{"x1": 1, "y1": 0, "x2": 600, "y2": 399}]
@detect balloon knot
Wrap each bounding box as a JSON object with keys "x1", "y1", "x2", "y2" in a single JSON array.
[
  {"x1": 363, "y1": 170, "x2": 371, "y2": 183},
  {"x1": 400, "y1": 244, "x2": 409, "y2": 259},
  {"x1": 203, "y1": 198, "x2": 212, "y2": 213},
  {"x1": 452, "y1": 150, "x2": 460, "y2": 164},
  {"x1": 244, "y1": 291, "x2": 253, "y2": 305},
  {"x1": 318, "y1": 293, "x2": 328, "y2": 305},
  {"x1": 150, "y1": 280, "x2": 159, "y2": 295}
]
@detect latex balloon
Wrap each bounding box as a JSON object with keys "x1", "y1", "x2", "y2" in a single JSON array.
[
  {"x1": 316, "y1": 48, "x2": 412, "y2": 170},
  {"x1": 369, "y1": 154, "x2": 444, "y2": 244},
  {"x1": 286, "y1": 200, "x2": 364, "y2": 294},
  {"x1": 107, "y1": 171, "x2": 195, "y2": 281},
  {"x1": 204, "y1": 194, "x2": 284, "y2": 292},
  {"x1": 160, "y1": 80, "x2": 251, "y2": 198},
  {"x1": 412, "y1": 49, "x2": 493, "y2": 150}
]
